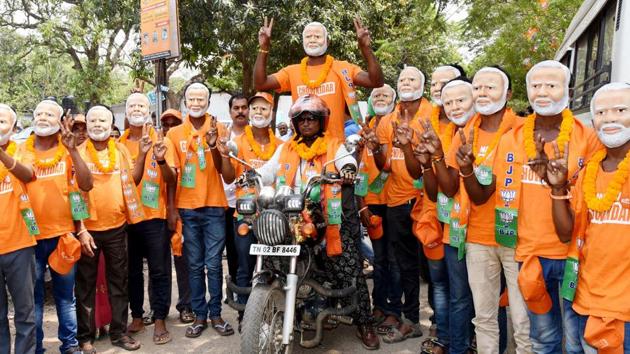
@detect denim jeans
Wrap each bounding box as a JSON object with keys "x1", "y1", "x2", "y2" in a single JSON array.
[
  {"x1": 234, "y1": 220, "x2": 256, "y2": 310},
  {"x1": 444, "y1": 244, "x2": 475, "y2": 354},
  {"x1": 34, "y1": 237, "x2": 78, "y2": 353},
  {"x1": 522, "y1": 257, "x2": 583, "y2": 354},
  {"x1": 368, "y1": 204, "x2": 402, "y2": 318},
  {"x1": 0, "y1": 246, "x2": 36, "y2": 354},
  {"x1": 428, "y1": 257, "x2": 449, "y2": 346},
  {"x1": 574, "y1": 310, "x2": 630, "y2": 353},
  {"x1": 180, "y1": 207, "x2": 226, "y2": 320},
  {"x1": 359, "y1": 232, "x2": 374, "y2": 264}
]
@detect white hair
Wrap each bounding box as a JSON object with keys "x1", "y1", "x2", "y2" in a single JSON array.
[
  {"x1": 184, "y1": 83, "x2": 210, "y2": 101},
  {"x1": 34, "y1": 100, "x2": 63, "y2": 119},
  {"x1": 126, "y1": 93, "x2": 150, "y2": 111},
  {"x1": 434, "y1": 65, "x2": 461, "y2": 78},
  {"x1": 86, "y1": 106, "x2": 113, "y2": 122},
  {"x1": 0, "y1": 104, "x2": 17, "y2": 126},
  {"x1": 526, "y1": 60, "x2": 571, "y2": 89},
  {"x1": 370, "y1": 84, "x2": 397, "y2": 102},
  {"x1": 590, "y1": 82, "x2": 630, "y2": 118},
  {"x1": 442, "y1": 79, "x2": 473, "y2": 95},
  {"x1": 476, "y1": 67, "x2": 509, "y2": 92},
  {"x1": 302, "y1": 21, "x2": 328, "y2": 39}
]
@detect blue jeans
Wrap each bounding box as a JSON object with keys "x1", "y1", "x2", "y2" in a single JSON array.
[
  {"x1": 428, "y1": 258, "x2": 449, "y2": 346},
  {"x1": 369, "y1": 204, "x2": 402, "y2": 318},
  {"x1": 523, "y1": 257, "x2": 583, "y2": 354},
  {"x1": 180, "y1": 207, "x2": 226, "y2": 320},
  {"x1": 234, "y1": 220, "x2": 256, "y2": 309},
  {"x1": 575, "y1": 310, "x2": 630, "y2": 353},
  {"x1": 444, "y1": 245, "x2": 474, "y2": 354},
  {"x1": 34, "y1": 237, "x2": 78, "y2": 354},
  {"x1": 359, "y1": 232, "x2": 374, "y2": 264}
]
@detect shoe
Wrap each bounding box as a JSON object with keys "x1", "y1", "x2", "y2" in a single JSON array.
[
  {"x1": 356, "y1": 324, "x2": 380, "y2": 350},
  {"x1": 179, "y1": 309, "x2": 195, "y2": 324},
  {"x1": 63, "y1": 345, "x2": 84, "y2": 354}
]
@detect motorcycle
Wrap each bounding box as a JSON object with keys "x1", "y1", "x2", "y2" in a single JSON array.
[{"x1": 225, "y1": 136, "x2": 361, "y2": 353}]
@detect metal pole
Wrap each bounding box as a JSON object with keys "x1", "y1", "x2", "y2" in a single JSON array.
[{"x1": 154, "y1": 59, "x2": 163, "y2": 129}]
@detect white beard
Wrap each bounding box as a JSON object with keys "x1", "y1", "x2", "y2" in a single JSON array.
[
  {"x1": 449, "y1": 108, "x2": 476, "y2": 126},
  {"x1": 128, "y1": 114, "x2": 148, "y2": 127},
  {"x1": 188, "y1": 106, "x2": 208, "y2": 118},
  {"x1": 34, "y1": 123, "x2": 60, "y2": 137},
  {"x1": 432, "y1": 97, "x2": 443, "y2": 107},
  {"x1": 475, "y1": 97, "x2": 507, "y2": 116},
  {"x1": 398, "y1": 89, "x2": 423, "y2": 102},
  {"x1": 597, "y1": 123, "x2": 630, "y2": 148},
  {"x1": 0, "y1": 131, "x2": 11, "y2": 146},
  {"x1": 531, "y1": 94, "x2": 569, "y2": 116},
  {"x1": 250, "y1": 115, "x2": 272, "y2": 129},
  {"x1": 88, "y1": 129, "x2": 111, "y2": 142},
  {"x1": 373, "y1": 102, "x2": 395, "y2": 116},
  {"x1": 303, "y1": 43, "x2": 327, "y2": 57}
]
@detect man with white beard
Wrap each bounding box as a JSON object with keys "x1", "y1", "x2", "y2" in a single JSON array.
[
  {"x1": 254, "y1": 18, "x2": 384, "y2": 141},
  {"x1": 17, "y1": 99, "x2": 93, "y2": 354},
  {"x1": 118, "y1": 93, "x2": 178, "y2": 344},
  {"x1": 490, "y1": 60, "x2": 600, "y2": 353},
  {"x1": 75, "y1": 106, "x2": 146, "y2": 352}
]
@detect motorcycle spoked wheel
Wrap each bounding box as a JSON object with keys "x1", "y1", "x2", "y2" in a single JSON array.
[{"x1": 241, "y1": 282, "x2": 294, "y2": 354}]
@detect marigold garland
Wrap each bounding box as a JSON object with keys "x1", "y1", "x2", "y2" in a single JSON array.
[
  {"x1": 430, "y1": 104, "x2": 441, "y2": 133},
  {"x1": 245, "y1": 125, "x2": 277, "y2": 160},
  {"x1": 524, "y1": 109, "x2": 574, "y2": 159},
  {"x1": 87, "y1": 138, "x2": 117, "y2": 173},
  {"x1": 472, "y1": 112, "x2": 513, "y2": 165},
  {"x1": 301, "y1": 55, "x2": 334, "y2": 89},
  {"x1": 26, "y1": 134, "x2": 66, "y2": 169},
  {"x1": 583, "y1": 149, "x2": 630, "y2": 212},
  {"x1": 292, "y1": 135, "x2": 328, "y2": 161},
  {"x1": 0, "y1": 141, "x2": 17, "y2": 181}
]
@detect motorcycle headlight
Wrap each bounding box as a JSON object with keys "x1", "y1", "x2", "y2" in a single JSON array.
[
  {"x1": 236, "y1": 197, "x2": 256, "y2": 215},
  {"x1": 254, "y1": 209, "x2": 290, "y2": 246},
  {"x1": 258, "y1": 186, "x2": 276, "y2": 209},
  {"x1": 284, "y1": 195, "x2": 304, "y2": 212}
]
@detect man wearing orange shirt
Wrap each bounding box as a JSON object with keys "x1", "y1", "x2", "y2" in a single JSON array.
[
  {"x1": 75, "y1": 105, "x2": 145, "y2": 352},
  {"x1": 492, "y1": 60, "x2": 600, "y2": 353},
  {"x1": 165, "y1": 83, "x2": 236, "y2": 338},
  {"x1": 254, "y1": 18, "x2": 384, "y2": 141},
  {"x1": 17, "y1": 99, "x2": 93, "y2": 354},
  {"x1": 370, "y1": 66, "x2": 432, "y2": 342},
  {"x1": 119, "y1": 93, "x2": 177, "y2": 344},
  {"x1": 548, "y1": 82, "x2": 630, "y2": 353},
  {"x1": 0, "y1": 103, "x2": 39, "y2": 354}
]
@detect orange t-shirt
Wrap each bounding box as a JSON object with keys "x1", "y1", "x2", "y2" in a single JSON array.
[
  {"x1": 166, "y1": 115, "x2": 228, "y2": 209},
  {"x1": 376, "y1": 98, "x2": 433, "y2": 207},
  {"x1": 232, "y1": 130, "x2": 283, "y2": 197},
  {"x1": 273, "y1": 60, "x2": 362, "y2": 142},
  {"x1": 0, "y1": 175, "x2": 37, "y2": 254},
  {"x1": 121, "y1": 131, "x2": 176, "y2": 221},
  {"x1": 494, "y1": 118, "x2": 601, "y2": 261},
  {"x1": 572, "y1": 166, "x2": 630, "y2": 321},
  {"x1": 79, "y1": 144, "x2": 133, "y2": 231}
]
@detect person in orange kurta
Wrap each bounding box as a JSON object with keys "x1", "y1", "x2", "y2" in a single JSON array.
[
  {"x1": 254, "y1": 17, "x2": 384, "y2": 141},
  {"x1": 549, "y1": 82, "x2": 630, "y2": 353}
]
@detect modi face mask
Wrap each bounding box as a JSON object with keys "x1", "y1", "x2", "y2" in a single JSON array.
[
  {"x1": 526, "y1": 61, "x2": 570, "y2": 116},
  {"x1": 86, "y1": 107, "x2": 113, "y2": 142},
  {"x1": 0, "y1": 105, "x2": 16, "y2": 146},
  {"x1": 185, "y1": 84, "x2": 210, "y2": 118},
  {"x1": 442, "y1": 80, "x2": 475, "y2": 126},
  {"x1": 397, "y1": 67, "x2": 425, "y2": 102},
  {"x1": 249, "y1": 97, "x2": 273, "y2": 129},
  {"x1": 431, "y1": 66, "x2": 460, "y2": 106},
  {"x1": 473, "y1": 68, "x2": 509, "y2": 115},
  {"x1": 126, "y1": 93, "x2": 150, "y2": 127},
  {"x1": 302, "y1": 22, "x2": 328, "y2": 57},
  {"x1": 591, "y1": 83, "x2": 630, "y2": 148},
  {"x1": 370, "y1": 85, "x2": 396, "y2": 116},
  {"x1": 33, "y1": 100, "x2": 62, "y2": 137}
]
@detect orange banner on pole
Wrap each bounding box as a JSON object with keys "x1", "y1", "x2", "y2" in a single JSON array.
[{"x1": 141, "y1": 0, "x2": 181, "y2": 61}]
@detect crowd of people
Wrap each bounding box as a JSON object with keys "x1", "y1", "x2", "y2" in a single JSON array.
[{"x1": 1, "y1": 16, "x2": 629, "y2": 354}]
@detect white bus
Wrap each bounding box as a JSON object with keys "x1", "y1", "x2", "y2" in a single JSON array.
[{"x1": 555, "y1": 0, "x2": 629, "y2": 121}]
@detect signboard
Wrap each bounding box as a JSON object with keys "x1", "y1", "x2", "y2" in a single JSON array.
[{"x1": 140, "y1": 0, "x2": 181, "y2": 61}]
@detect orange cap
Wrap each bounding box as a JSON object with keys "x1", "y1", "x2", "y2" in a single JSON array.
[
  {"x1": 367, "y1": 215, "x2": 383, "y2": 240},
  {"x1": 48, "y1": 233, "x2": 81, "y2": 275},
  {"x1": 584, "y1": 316, "x2": 625, "y2": 353},
  {"x1": 412, "y1": 197, "x2": 444, "y2": 260},
  {"x1": 248, "y1": 92, "x2": 274, "y2": 108},
  {"x1": 161, "y1": 109, "x2": 182, "y2": 122},
  {"x1": 518, "y1": 256, "x2": 552, "y2": 315}
]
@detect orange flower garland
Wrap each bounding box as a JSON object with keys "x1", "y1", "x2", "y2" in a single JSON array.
[
  {"x1": 245, "y1": 125, "x2": 277, "y2": 160},
  {"x1": 301, "y1": 55, "x2": 334, "y2": 89},
  {"x1": 25, "y1": 135, "x2": 66, "y2": 169},
  {"x1": 524, "y1": 109, "x2": 574, "y2": 159},
  {"x1": 87, "y1": 138, "x2": 117, "y2": 173},
  {"x1": 472, "y1": 113, "x2": 513, "y2": 165},
  {"x1": 430, "y1": 104, "x2": 441, "y2": 132},
  {"x1": 583, "y1": 149, "x2": 630, "y2": 212},
  {"x1": 0, "y1": 141, "x2": 17, "y2": 181},
  {"x1": 292, "y1": 135, "x2": 328, "y2": 161}
]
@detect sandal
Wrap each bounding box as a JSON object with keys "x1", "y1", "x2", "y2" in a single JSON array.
[
  {"x1": 153, "y1": 330, "x2": 172, "y2": 345},
  {"x1": 179, "y1": 309, "x2": 195, "y2": 324},
  {"x1": 185, "y1": 322, "x2": 208, "y2": 338},
  {"x1": 383, "y1": 321, "x2": 422, "y2": 344},
  {"x1": 79, "y1": 343, "x2": 97, "y2": 354},
  {"x1": 376, "y1": 316, "x2": 400, "y2": 335},
  {"x1": 111, "y1": 335, "x2": 141, "y2": 351},
  {"x1": 142, "y1": 311, "x2": 155, "y2": 326},
  {"x1": 211, "y1": 318, "x2": 234, "y2": 336}
]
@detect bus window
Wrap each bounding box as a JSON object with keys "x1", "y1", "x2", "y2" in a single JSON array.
[{"x1": 602, "y1": 5, "x2": 615, "y2": 70}]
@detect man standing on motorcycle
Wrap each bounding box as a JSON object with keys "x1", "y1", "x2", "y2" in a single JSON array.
[{"x1": 258, "y1": 94, "x2": 380, "y2": 349}]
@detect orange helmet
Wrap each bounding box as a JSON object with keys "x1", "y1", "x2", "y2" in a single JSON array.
[{"x1": 288, "y1": 94, "x2": 330, "y2": 137}]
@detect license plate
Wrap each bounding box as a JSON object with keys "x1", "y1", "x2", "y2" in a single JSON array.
[{"x1": 249, "y1": 244, "x2": 301, "y2": 256}]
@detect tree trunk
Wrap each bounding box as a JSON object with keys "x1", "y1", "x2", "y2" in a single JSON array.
[{"x1": 241, "y1": 59, "x2": 254, "y2": 96}]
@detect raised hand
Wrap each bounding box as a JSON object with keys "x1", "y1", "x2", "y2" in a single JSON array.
[
  {"x1": 413, "y1": 139, "x2": 432, "y2": 166},
  {"x1": 392, "y1": 121, "x2": 413, "y2": 148},
  {"x1": 455, "y1": 126, "x2": 475, "y2": 173},
  {"x1": 354, "y1": 17, "x2": 371, "y2": 49},
  {"x1": 153, "y1": 128, "x2": 167, "y2": 162},
  {"x1": 421, "y1": 120, "x2": 444, "y2": 158},
  {"x1": 359, "y1": 122, "x2": 380, "y2": 152},
  {"x1": 527, "y1": 133, "x2": 549, "y2": 180},
  {"x1": 139, "y1": 123, "x2": 153, "y2": 155},
  {"x1": 546, "y1": 141, "x2": 569, "y2": 189},
  {"x1": 206, "y1": 118, "x2": 219, "y2": 147},
  {"x1": 60, "y1": 109, "x2": 77, "y2": 150},
  {"x1": 258, "y1": 16, "x2": 274, "y2": 50}
]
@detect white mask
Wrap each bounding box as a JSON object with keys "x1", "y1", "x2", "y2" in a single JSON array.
[
  {"x1": 188, "y1": 106, "x2": 208, "y2": 118},
  {"x1": 0, "y1": 132, "x2": 11, "y2": 146},
  {"x1": 532, "y1": 94, "x2": 569, "y2": 116},
  {"x1": 449, "y1": 108, "x2": 476, "y2": 126},
  {"x1": 398, "y1": 90, "x2": 423, "y2": 102},
  {"x1": 304, "y1": 42, "x2": 328, "y2": 57},
  {"x1": 432, "y1": 97, "x2": 443, "y2": 107},
  {"x1": 597, "y1": 123, "x2": 630, "y2": 148},
  {"x1": 128, "y1": 113, "x2": 148, "y2": 127},
  {"x1": 475, "y1": 98, "x2": 506, "y2": 115},
  {"x1": 250, "y1": 114, "x2": 273, "y2": 129},
  {"x1": 34, "y1": 123, "x2": 60, "y2": 137},
  {"x1": 373, "y1": 102, "x2": 395, "y2": 116},
  {"x1": 88, "y1": 129, "x2": 112, "y2": 142}
]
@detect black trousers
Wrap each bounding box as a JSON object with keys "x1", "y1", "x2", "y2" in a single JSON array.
[
  {"x1": 76, "y1": 224, "x2": 128, "y2": 343},
  {"x1": 387, "y1": 199, "x2": 421, "y2": 324},
  {"x1": 128, "y1": 218, "x2": 172, "y2": 320}
]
